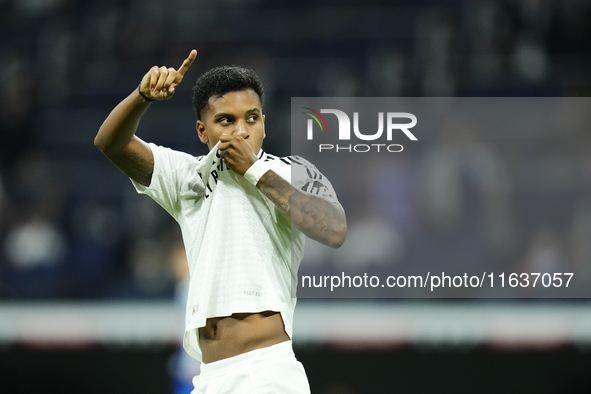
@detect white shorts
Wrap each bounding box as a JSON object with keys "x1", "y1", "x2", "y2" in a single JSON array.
[{"x1": 191, "y1": 340, "x2": 310, "y2": 394}]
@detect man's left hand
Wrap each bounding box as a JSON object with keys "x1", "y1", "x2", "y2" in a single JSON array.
[{"x1": 218, "y1": 135, "x2": 258, "y2": 176}]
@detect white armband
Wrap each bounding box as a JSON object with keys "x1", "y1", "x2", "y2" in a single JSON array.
[{"x1": 244, "y1": 160, "x2": 274, "y2": 186}]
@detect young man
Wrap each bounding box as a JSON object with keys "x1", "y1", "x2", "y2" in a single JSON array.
[{"x1": 94, "y1": 50, "x2": 347, "y2": 393}]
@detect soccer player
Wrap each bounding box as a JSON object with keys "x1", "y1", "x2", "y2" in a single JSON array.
[{"x1": 94, "y1": 50, "x2": 347, "y2": 393}]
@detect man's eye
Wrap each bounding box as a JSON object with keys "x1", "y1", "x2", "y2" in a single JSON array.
[
  {"x1": 219, "y1": 118, "x2": 231, "y2": 124},
  {"x1": 247, "y1": 115, "x2": 258, "y2": 122}
]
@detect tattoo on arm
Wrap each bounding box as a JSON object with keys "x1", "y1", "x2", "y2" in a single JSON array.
[
  {"x1": 257, "y1": 170, "x2": 346, "y2": 248},
  {"x1": 110, "y1": 150, "x2": 154, "y2": 187}
]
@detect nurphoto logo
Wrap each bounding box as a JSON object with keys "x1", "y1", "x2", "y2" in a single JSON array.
[{"x1": 302, "y1": 107, "x2": 417, "y2": 153}]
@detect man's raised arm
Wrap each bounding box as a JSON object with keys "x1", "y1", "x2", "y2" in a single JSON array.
[{"x1": 94, "y1": 50, "x2": 197, "y2": 187}]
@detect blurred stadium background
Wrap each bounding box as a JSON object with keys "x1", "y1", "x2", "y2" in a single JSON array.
[{"x1": 2, "y1": 0, "x2": 591, "y2": 393}]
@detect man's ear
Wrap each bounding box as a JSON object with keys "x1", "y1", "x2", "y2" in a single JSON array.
[
  {"x1": 196, "y1": 120, "x2": 208, "y2": 144},
  {"x1": 262, "y1": 114, "x2": 266, "y2": 139}
]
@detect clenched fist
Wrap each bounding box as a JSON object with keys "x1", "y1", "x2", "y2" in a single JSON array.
[{"x1": 218, "y1": 134, "x2": 258, "y2": 176}]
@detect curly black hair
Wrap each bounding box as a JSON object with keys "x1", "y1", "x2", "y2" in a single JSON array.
[{"x1": 192, "y1": 66, "x2": 264, "y2": 120}]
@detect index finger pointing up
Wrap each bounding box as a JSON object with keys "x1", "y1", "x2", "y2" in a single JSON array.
[{"x1": 178, "y1": 49, "x2": 197, "y2": 77}]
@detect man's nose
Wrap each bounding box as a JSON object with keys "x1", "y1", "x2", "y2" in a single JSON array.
[{"x1": 233, "y1": 121, "x2": 248, "y2": 137}]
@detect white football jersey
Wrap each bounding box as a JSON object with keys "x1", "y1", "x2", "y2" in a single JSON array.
[{"x1": 132, "y1": 142, "x2": 341, "y2": 361}]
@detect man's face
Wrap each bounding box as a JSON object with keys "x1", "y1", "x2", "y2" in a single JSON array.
[{"x1": 196, "y1": 89, "x2": 265, "y2": 153}]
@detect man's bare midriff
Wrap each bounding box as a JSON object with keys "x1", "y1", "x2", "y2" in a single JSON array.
[{"x1": 199, "y1": 311, "x2": 290, "y2": 364}]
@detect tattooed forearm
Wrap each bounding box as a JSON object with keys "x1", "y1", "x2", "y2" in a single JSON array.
[
  {"x1": 258, "y1": 171, "x2": 293, "y2": 214},
  {"x1": 257, "y1": 170, "x2": 347, "y2": 248}
]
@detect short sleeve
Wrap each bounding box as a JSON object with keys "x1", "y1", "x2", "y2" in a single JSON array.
[
  {"x1": 290, "y1": 155, "x2": 341, "y2": 207},
  {"x1": 130, "y1": 143, "x2": 204, "y2": 219}
]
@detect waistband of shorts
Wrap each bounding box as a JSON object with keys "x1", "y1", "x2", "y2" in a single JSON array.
[{"x1": 199, "y1": 340, "x2": 294, "y2": 379}]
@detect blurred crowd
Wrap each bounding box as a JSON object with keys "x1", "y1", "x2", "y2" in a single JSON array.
[
  {"x1": 1, "y1": 0, "x2": 591, "y2": 300},
  {"x1": 302, "y1": 97, "x2": 591, "y2": 298}
]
